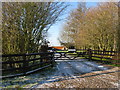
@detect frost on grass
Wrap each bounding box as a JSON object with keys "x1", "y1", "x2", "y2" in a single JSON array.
[
  {"x1": 37, "y1": 67, "x2": 119, "y2": 88},
  {"x1": 1, "y1": 66, "x2": 57, "y2": 88},
  {"x1": 1, "y1": 60, "x2": 119, "y2": 88}
]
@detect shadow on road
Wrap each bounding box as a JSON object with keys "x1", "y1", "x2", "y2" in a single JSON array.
[
  {"x1": 30, "y1": 59, "x2": 119, "y2": 88},
  {"x1": 1, "y1": 59, "x2": 119, "y2": 88}
]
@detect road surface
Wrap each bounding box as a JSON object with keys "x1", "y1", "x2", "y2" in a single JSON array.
[
  {"x1": 31, "y1": 59, "x2": 119, "y2": 88},
  {"x1": 1, "y1": 59, "x2": 119, "y2": 88}
]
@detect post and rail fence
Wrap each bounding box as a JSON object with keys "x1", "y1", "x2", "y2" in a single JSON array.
[
  {"x1": 0, "y1": 48, "x2": 119, "y2": 79},
  {"x1": 86, "y1": 49, "x2": 120, "y2": 65},
  {"x1": 53, "y1": 48, "x2": 120, "y2": 65},
  {"x1": 0, "y1": 52, "x2": 54, "y2": 79}
]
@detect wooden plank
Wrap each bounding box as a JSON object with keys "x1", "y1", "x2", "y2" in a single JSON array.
[
  {"x1": 1, "y1": 66, "x2": 25, "y2": 72},
  {"x1": 92, "y1": 55, "x2": 112, "y2": 60},
  {"x1": 2, "y1": 56, "x2": 53, "y2": 64},
  {"x1": 1, "y1": 52, "x2": 54, "y2": 57},
  {"x1": 1, "y1": 52, "x2": 54, "y2": 79},
  {"x1": 112, "y1": 63, "x2": 120, "y2": 65},
  {"x1": 1, "y1": 61, "x2": 52, "y2": 72},
  {"x1": 91, "y1": 59, "x2": 111, "y2": 63},
  {"x1": 112, "y1": 59, "x2": 120, "y2": 60},
  {"x1": 1, "y1": 64, "x2": 52, "y2": 79},
  {"x1": 25, "y1": 64, "x2": 52, "y2": 75},
  {"x1": 92, "y1": 50, "x2": 118, "y2": 53},
  {"x1": 92, "y1": 53, "x2": 115, "y2": 56}
]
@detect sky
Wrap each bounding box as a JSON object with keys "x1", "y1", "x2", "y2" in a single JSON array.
[{"x1": 47, "y1": 2, "x2": 98, "y2": 46}]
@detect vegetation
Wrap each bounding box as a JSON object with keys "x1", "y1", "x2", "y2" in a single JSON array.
[
  {"x1": 1, "y1": 2, "x2": 119, "y2": 88},
  {"x1": 2, "y1": 2, "x2": 67, "y2": 54},
  {"x1": 60, "y1": 2, "x2": 119, "y2": 51},
  {"x1": 1, "y1": 2, "x2": 68, "y2": 76},
  {"x1": 117, "y1": 2, "x2": 120, "y2": 61}
]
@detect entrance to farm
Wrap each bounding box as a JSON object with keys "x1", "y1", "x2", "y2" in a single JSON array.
[
  {"x1": 1, "y1": 48, "x2": 119, "y2": 88},
  {"x1": 54, "y1": 49, "x2": 86, "y2": 60}
]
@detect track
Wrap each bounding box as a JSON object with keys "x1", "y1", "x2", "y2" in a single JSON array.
[
  {"x1": 2, "y1": 58, "x2": 117, "y2": 88},
  {"x1": 31, "y1": 59, "x2": 110, "y2": 88}
]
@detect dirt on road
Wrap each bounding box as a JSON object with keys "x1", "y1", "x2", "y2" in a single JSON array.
[{"x1": 37, "y1": 60, "x2": 120, "y2": 88}]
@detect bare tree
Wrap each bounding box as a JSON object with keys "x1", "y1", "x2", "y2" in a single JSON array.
[
  {"x1": 60, "y1": 2, "x2": 87, "y2": 48},
  {"x1": 118, "y1": 1, "x2": 120, "y2": 51},
  {"x1": 2, "y1": 2, "x2": 68, "y2": 54},
  {"x1": 60, "y1": 2, "x2": 118, "y2": 50}
]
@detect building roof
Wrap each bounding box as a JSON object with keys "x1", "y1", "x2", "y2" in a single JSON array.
[{"x1": 51, "y1": 46, "x2": 65, "y2": 50}]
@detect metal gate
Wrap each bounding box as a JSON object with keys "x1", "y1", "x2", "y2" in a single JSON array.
[{"x1": 54, "y1": 51, "x2": 86, "y2": 60}]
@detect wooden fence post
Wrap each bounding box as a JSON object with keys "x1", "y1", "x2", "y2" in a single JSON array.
[
  {"x1": 40, "y1": 45, "x2": 48, "y2": 62},
  {"x1": 51, "y1": 52, "x2": 54, "y2": 67},
  {"x1": 9, "y1": 57, "x2": 13, "y2": 68},
  {"x1": 102, "y1": 49, "x2": 105, "y2": 63},
  {"x1": 110, "y1": 48, "x2": 115, "y2": 64},
  {"x1": 40, "y1": 55, "x2": 43, "y2": 67},
  {"x1": 23, "y1": 55, "x2": 28, "y2": 74},
  {"x1": 88, "y1": 49, "x2": 92, "y2": 61},
  {"x1": 33, "y1": 55, "x2": 36, "y2": 64}
]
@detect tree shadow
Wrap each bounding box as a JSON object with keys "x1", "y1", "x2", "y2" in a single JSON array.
[
  {"x1": 31, "y1": 69, "x2": 119, "y2": 88},
  {"x1": 30, "y1": 61, "x2": 119, "y2": 88},
  {"x1": 1, "y1": 60, "x2": 119, "y2": 88}
]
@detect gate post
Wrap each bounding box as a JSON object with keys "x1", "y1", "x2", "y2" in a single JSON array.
[{"x1": 51, "y1": 52, "x2": 55, "y2": 67}]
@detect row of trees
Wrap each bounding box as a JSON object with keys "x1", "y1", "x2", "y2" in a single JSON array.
[
  {"x1": 118, "y1": 1, "x2": 120, "y2": 52},
  {"x1": 2, "y1": 2, "x2": 67, "y2": 54},
  {"x1": 60, "y1": 2, "x2": 119, "y2": 51}
]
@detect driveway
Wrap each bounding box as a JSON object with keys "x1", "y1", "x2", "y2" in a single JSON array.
[
  {"x1": 1, "y1": 59, "x2": 119, "y2": 88},
  {"x1": 31, "y1": 59, "x2": 119, "y2": 88},
  {"x1": 36, "y1": 59, "x2": 119, "y2": 88}
]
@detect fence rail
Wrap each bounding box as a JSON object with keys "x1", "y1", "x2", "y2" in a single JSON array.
[
  {"x1": 55, "y1": 49, "x2": 120, "y2": 65},
  {"x1": 86, "y1": 49, "x2": 120, "y2": 65},
  {"x1": 1, "y1": 49, "x2": 119, "y2": 79},
  {"x1": 1, "y1": 52, "x2": 54, "y2": 79}
]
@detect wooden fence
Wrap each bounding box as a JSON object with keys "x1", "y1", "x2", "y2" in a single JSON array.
[
  {"x1": 86, "y1": 49, "x2": 120, "y2": 65},
  {"x1": 0, "y1": 49, "x2": 119, "y2": 79},
  {"x1": 0, "y1": 52, "x2": 54, "y2": 79},
  {"x1": 54, "y1": 49, "x2": 120, "y2": 65}
]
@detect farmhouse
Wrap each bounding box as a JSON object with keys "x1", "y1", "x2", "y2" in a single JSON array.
[{"x1": 51, "y1": 46, "x2": 66, "y2": 50}]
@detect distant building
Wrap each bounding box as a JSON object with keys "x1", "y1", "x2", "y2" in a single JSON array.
[{"x1": 51, "y1": 46, "x2": 66, "y2": 50}]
